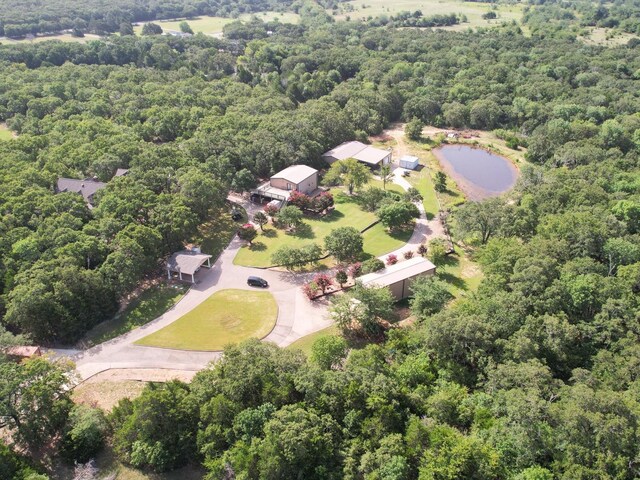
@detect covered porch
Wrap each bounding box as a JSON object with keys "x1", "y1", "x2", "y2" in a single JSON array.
[{"x1": 166, "y1": 250, "x2": 213, "y2": 284}]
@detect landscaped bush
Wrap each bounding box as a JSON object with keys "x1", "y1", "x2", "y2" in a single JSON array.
[
  {"x1": 314, "y1": 191, "x2": 334, "y2": 211},
  {"x1": 238, "y1": 224, "x2": 257, "y2": 244},
  {"x1": 335, "y1": 269, "x2": 348, "y2": 287},
  {"x1": 404, "y1": 250, "x2": 414, "y2": 259},
  {"x1": 418, "y1": 243, "x2": 428, "y2": 256},
  {"x1": 349, "y1": 262, "x2": 362, "y2": 278},
  {"x1": 313, "y1": 274, "x2": 333, "y2": 293},
  {"x1": 386, "y1": 254, "x2": 398, "y2": 265},
  {"x1": 303, "y1": 281, "x2": 319, "y2": 300},
  {"x1": 264, "y1": 204, "x2": 278, "y2": 217},
  {"x1": 361, "y1": 258, "x2": 385, "y2": 274},
  {"x1": 288, "y1": 190, "x2": 312, "y2": 210}
]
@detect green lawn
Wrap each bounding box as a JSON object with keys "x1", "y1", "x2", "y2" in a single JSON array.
[
  {"x1": 437, "y1": 252, "x2": 483, "y2": 298},
  {"x1": 368, "y1": 178, "x2": 406, "y2": 194},
  {"x1": 81, "y1": 284, "x2": 188, "y2": 347},
  {"x1": 0, "y1": 124, "x2": 14, "y2": 141},
  {"x1": 134, "y1": 12, "x2": 300, "y2": 35},
  {"x1": 234, "y1": 192, "x2": 409, "y2": 267},
  {"x1": 405, "y1": 167, "x2": 439, "y2": 220},
  {"x1": 286, "y1": 325, "x2": 340, "y2": 356},
  {"x1": 135, "y1": 289, "x2": 277, "y2": 351}
]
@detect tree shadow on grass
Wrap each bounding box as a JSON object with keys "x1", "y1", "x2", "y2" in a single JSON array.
[
  {"x1": 389, "y1": 228, "x2": 414, "y2": 242},
  {"x1": 249, "y1": 241, "x2": 266, "y2": 251},
  {"x1": 289, "y1": 223, "x2": 314, "y2": 239},
  {"x1": 261, "y1": 228, "x2": 277, "y2": 238},
  {"x1": 438, "y1": 271, "x2": 468, "y2": 291}
]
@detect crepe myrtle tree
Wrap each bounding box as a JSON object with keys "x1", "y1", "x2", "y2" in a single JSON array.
[{"x1": 238, "y1": 223, "x2": 257, "y2": 245}]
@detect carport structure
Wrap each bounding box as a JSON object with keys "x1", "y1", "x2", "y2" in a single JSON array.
[{"x1": 167, "y1": 250, "x2": 212, "y2": 283}]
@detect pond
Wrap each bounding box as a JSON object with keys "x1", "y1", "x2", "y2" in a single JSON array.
[{"x1": 433, "y1": 145, "x2": 518, "y2": 200}]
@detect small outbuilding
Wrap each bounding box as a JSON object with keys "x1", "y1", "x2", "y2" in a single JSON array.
[
  {"x1": 357, "y1": 256, "x2": 436, "y2": 301},
  {"x1": 167, "y1": 248, "x2": 212, "y2": 283},
  {"x1": 399, "y1": 155, "x2": 420, "y2": 170},
  {"x1": 4, "y1": 346, "x2": 42, "y2": 361},
  {"x1": 322, "y1": 141, "x2": 392, "y2": 168}
]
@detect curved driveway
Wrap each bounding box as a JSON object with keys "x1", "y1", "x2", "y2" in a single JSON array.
[{"x1": 63, "y1": 170, "x2": 444, "y2": 381}]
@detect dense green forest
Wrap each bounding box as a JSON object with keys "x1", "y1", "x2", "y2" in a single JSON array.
[{"x1": 0, "y1": 2, "x2": 640, "y2": 479}]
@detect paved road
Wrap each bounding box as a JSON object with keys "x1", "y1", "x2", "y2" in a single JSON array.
[
  {"x1": 62, "y1": 195, "x2": 332, "y2": 380},
  {"x1": 59, "y1": 173, "x2": 444, "y2": 381}
]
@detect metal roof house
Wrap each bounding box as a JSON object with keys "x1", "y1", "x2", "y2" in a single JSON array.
[
  {"x1": 322, "y1": 141, "x2": 392, "y2": 168},
  {"x1": 357, "y1": 256, "x2": 436, "y2": 301},
  {"x1": 252, "y1": 165, "x2": 319, "y2": 203},
  {"x1": 399, "y1": 155, "x2": 420, "y2": 170}
]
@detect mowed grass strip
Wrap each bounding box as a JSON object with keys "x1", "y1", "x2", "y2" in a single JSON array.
[
  {"x1": 135, "y1": 289, "x2": 277, "y2": 351},
  {"x1": 233, "y1": 192, "x2": 407, "y2": 267}
]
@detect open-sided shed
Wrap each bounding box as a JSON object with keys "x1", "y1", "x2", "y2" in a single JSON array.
[{"x1": 167, "y1": 250, "x2": 212, "y2": 283}]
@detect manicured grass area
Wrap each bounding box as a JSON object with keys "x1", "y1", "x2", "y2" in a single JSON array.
[
  {"x1": 368, "y1": 178, "x2": 406, "y2": 194},
  {"x1": 405, "y1": 167, "x2": 440, "y2": 219},
  {"x1": 135, "y1": 289, "x2": 277, "y2": 351},
  {"x1": 437, "y1": 252, "x2": 483, "y2": 298},
  {"x1": 134, "y1": 12, "x2": 300, "y2": 35},
  {"x1": 233, "y1": 192, "x2": 408, "y2": 267},
  {"x1": 362, "y1": 222, "x2": 412, "y2": 258},
  {"x1": 0, "y1": 124, "x2": 13, "y2": 141},
  {"x1": 286, "y1": 325, "x2": 340, "y2": 356},
  {"x1": 82, "y1": 284, "x2": 189, "y2": 347},
  {"x1": 331, "y1": 0, "x2": 523, "y2": 28}
]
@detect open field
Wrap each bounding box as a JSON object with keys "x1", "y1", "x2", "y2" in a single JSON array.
[
  {"x1": 81, "y1": 283, "x2": 188, "y2": 347},
  {"x1": 135, "y1": 289, "x2": 277, "y2": 351},
  {"x1": 234, "y1": 192, "x2": 410, "y2": 267},
  {"x1": 134, "y1": 11, "x2": 300, "y2": 36},
  {"x1": 579, "y1": 27, "x2": 639, "y2": 46},
  {"x1": 286, "y1": 325, "x2": 340, "y2": 356},
  {"x1": 331, "y1": 0, "x2": 524, "y2": 29},
  {"x1": 0, "y1": 123, "x2": 14, "y2": 140},
  {"x1": 0, "y1": 33, "x2": 102, "y2": 45}
]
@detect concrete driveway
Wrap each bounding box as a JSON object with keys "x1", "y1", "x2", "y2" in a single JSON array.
[
  {"x1": 65, "y1": 178, "x2": 444, "y2": 381},
  {"x1": 67, "y1": 196, "x2": 332, "y2": 380}
]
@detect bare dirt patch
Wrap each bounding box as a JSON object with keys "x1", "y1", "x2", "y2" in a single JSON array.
[{"x1": 73, "y1": 368, "x2": 196, "y2": 411}]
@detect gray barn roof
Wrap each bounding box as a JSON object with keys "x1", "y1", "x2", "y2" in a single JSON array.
[
  {"x1": 166, "y1": 250, "x2": 212, "y2": 276},
  {"x1": 322, "y1": 141, "x2": 390, "y2": 165},
  {"x1": 357, "y1": 256, "x2": 436, "y2": 288}
]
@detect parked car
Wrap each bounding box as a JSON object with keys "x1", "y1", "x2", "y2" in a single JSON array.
[
  {"x1": 247, "y1": 276, "x2": 269, "y2": 288},
  {"x1": 231, "y1": 210, "x2": 242, "y2": 221}
]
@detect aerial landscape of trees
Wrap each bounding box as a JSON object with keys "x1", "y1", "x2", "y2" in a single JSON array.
[{"x1": 0, "y1": 0, "x2": 639, "y2": 477}]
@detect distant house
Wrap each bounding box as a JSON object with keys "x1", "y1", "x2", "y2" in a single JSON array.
[
  {"x1": 399, "y1": 155, "x2": 419, "y2": 170},
  {"x1": 4, "y1": 346, "x2": 42, "y2": 361},
  {"x1": 357, "y1": 256, "x2": 436, "y2": 301},
  {"x1": 251, "y1": 165, "x2": 319, "y2": 203},
  {"x1": 55, "y1": 178, "x2": 107, "y2": 207},
  {"x1": 322, "y1": 141, "x2": 392, "y2": 168},
  {"x1": 166, "y1": 246, "x2": 212, "y2": 283}
]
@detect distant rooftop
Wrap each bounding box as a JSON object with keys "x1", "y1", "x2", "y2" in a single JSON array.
[
  {"x1": 271, "y1": 165, "x2": 317, "y2": 184},
  {"x1": 114, "y1": 168, "x2": 129, "y2": 177},
  {"x1": 56, "y1": 178, "x2": 107, "y2": 205}
]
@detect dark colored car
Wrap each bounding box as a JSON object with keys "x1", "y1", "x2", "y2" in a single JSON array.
[
  {"x1": 231, "y1": 211, "x2": 242, "y2": 221},
  {"x1": 247, "y1": 276, "x2": 269, "y2": 288}
]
